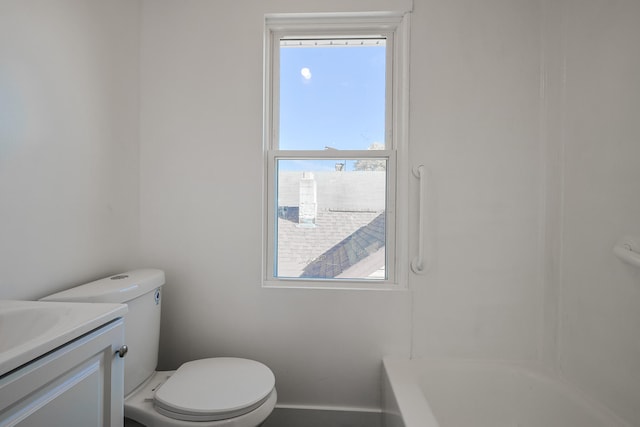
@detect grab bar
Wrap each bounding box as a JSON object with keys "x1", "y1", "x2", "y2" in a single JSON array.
[
  {"x1": 411, "y1": 165, "x2": 426, "y2": 274},
  {"x1": 613, "y1": 236, "x2": 640, "y2": 268}
]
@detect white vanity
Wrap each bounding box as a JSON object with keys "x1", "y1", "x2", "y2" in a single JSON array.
[{"x1": 0, "y1": 300, "x2": 127, "y2": 426}]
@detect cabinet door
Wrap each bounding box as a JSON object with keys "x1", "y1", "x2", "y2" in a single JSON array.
[{"x1": 0, "y1": 319, "x2": 125, "y2": 427}]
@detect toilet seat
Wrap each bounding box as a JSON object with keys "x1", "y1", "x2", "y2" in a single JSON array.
[{"x1": 153, "y1": 358, "x2": 275, "y2": 422}]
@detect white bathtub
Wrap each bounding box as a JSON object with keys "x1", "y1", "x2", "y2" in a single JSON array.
[{"x1": 382, "y1": 358, "x2": 630, "y2": 427}]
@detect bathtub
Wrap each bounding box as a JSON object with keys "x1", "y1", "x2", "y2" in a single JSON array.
[{"x1": 382, "y1": 358, "x2": 630, "y2": 427}]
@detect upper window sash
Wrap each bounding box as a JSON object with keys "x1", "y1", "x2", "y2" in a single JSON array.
[{"x1": 264, "y1": 13, "x2": 406, "y2": 152}]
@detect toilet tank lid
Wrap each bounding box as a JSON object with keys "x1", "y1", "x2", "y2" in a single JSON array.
[{"x1": 41, "y1": 269, "x2": 165, "y2": 304}]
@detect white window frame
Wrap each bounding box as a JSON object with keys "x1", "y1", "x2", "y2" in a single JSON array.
[{"x1": 262, "y1": 12, "x2": 410, "y2": 290}]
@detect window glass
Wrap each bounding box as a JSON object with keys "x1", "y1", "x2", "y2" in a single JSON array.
[
  {"x1": 278, "y1": 39, "x2": 387, "y2": 151},
  {"x1": 275, "y1": 159, "x2": 387, "y2": 280}
]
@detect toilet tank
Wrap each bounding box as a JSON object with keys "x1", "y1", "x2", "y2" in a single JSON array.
[{"x1": 41, "y1": 269, "x2": 165, "y2": 397}]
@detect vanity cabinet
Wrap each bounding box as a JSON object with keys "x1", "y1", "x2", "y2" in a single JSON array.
[{"x1": 0, "y1": 319, "x2": 125, "y2": 427}]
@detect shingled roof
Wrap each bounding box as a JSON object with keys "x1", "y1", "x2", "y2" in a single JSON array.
[
  {"x1": 301, "y1": 212, "x2": 385, "y2": 278},
  {"x1": 277, "y1": 209, "x2": 385, "y2": 279},
  {"x1": 276, "y1": 170, "x2": 387, "y2": 280}
]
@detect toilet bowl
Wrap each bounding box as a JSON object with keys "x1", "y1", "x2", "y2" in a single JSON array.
[{"x1": 42, "y1": 269, "x2": 276, "y2": 427}]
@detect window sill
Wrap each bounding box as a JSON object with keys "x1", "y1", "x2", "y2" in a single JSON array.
[{"x1": 262, "y1": 279, "x2": 408, "y2": 291}]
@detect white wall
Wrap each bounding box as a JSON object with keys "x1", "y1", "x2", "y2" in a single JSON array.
[
  {"x1": 0, "y1": 0, "x2": 141, "y2": 299},
  {"x1": 139, "y1": 0, "x2": 412, "y2": 410},
  {"x1": 409, "y1": 0, "x2": 547, "y2": 361},
  {"x1": 557, "y1": 0, "x2": 640, "y2": 424}
]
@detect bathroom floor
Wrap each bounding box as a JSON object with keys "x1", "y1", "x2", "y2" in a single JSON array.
[{"x1": 124, "y1": 408, "x2": 380, "y2": 427}]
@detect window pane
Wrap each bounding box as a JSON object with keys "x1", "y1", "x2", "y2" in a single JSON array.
[
  {"x1": 279, "y1": 39, "x2": 386, "y2": 151},
  {"x1": 275, "y1": 159, "x2": 387, "y2": 280}
]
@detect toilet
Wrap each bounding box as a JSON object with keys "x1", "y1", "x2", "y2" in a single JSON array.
[{"x1": 42, "y1": 269, "x2": 276, "y2": 427}]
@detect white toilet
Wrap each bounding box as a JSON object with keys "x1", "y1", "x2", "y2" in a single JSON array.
[{"x1": 42, "y1": 269, "x2": 276, "y2": 427}]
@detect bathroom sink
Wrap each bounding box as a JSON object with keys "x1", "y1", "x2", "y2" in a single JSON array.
[
  {"x1": 0, "y1": 305, "x2": 63, "y2": 353},
  {"x1": 0, "y1": 300, "x2": 127, "y2": 377}
]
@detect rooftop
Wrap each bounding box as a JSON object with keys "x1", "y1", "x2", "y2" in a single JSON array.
[{"x1": 277, "y1": 209, "x2": 385, "y2": 279}]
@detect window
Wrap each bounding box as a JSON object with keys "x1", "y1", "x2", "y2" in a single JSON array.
[{"x1": 263, "y1": 13, "x2": 409, "y2": 289}]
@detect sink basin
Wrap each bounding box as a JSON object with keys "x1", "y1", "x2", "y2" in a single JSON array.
[
  {"x1": 0, "y1": 306, "x2": 65, "y2": 353},
  {"x1": 0, "y1": 300, "x2": 127, "y2": 377}
]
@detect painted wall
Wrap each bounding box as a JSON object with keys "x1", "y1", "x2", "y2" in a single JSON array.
[
  {"x1": 0, "y1": 0, "x2": 140, "y2": 300},
  {"x1": 557, "y1": 0, "x2": 640, "y2": 424}
]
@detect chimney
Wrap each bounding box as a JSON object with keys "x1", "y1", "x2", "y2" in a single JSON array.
[{"x1": 298, "y1": 172, "x2": 317, "y2": 227}]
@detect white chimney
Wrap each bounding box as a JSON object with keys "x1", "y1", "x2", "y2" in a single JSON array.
[{"x1": 298, "y1": 172, "x2": 317, "y2": 227}]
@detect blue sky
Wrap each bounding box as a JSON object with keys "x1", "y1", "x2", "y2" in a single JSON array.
[{"x1": 279, "y1": 44, "x2": 386, "y2": 152}]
